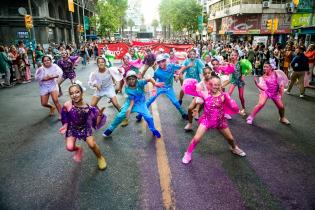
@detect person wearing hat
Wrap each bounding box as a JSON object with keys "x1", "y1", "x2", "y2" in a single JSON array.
[
  {"x1": 285, "y1": 46, "x2": 309, "y2": 98},
  {"x1": 103, "y1": 70, "x2": 164, "y2": 138},
  {"x1": 136, "y1": 54, "x2": 189, "y2": 122}
]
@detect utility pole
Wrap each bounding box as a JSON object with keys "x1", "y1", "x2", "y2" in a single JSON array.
[
  {"x1": 82, "y1": 0, "x2": 87, "y2": 42},
  {"x1": 27, "y1": 0, "x2": 36, "y2": 46}
]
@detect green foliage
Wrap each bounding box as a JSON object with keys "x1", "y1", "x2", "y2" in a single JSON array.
[
  {"x1": 95, "y1": 0, "x2": 128, "y2": 36},
  {"x1": 152, "y1": 19, "x2": 159, "y2": 28},
  {"x1": 159, "y1": 0, "x2": 202, "y2": 33}
]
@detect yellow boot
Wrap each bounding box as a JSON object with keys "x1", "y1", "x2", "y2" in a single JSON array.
[
  {"x1": 120, "y1": 118, "x2": 129, "y2": 127},
  {"x1": 98, "y1": 156, "x2": 107, "y2": 170}
]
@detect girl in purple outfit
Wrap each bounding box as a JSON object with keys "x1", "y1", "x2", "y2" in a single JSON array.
[
  {"x1": 57, "y1": 50, "x2": 79, "y2": 96},
  {"x1": 246, "y1": 62, "x2": 290, "y2": 125},
  {"x1": 182, "y1": 76, "x2": 246, "y2": 164},
  {"x1": 35, "y1": 55, "x2": 63, "y2": 119},
  {"x1": 59, "y1": 84, "x2": 107, "y2": 170}
]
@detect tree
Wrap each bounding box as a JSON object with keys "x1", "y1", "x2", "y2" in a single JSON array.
[
  {"x1": 151, "y1": 19, "x2": 159, "y2": 38},
  {"x1": 158, "y1": 0, "x2": 202, "y2": 37},
  {"x1": 127, "y1": 19, "x2": 135, "y2": 38},
  {"x1": 95, "y1": 0, "x2": 128, "y2": 37}
]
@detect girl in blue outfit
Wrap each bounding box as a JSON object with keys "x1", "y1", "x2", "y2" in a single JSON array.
[
  {"x1": 103, "y1": 71, "x2": 164, "y2": 138},
  {"x1": 177, "y1": 49, "x2": 204, "y2": 104},
  {"x1": 136, "y1": 54, "x2": 189, "y2": 121}
]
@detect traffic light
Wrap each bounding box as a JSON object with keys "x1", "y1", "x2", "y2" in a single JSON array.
[
  {"x1": 273, "y1": 18, "x2": 279, "y2": 32},
  {"x1": 24, "y1": 15, "x2": 33, "y2": 29},
  {"x1": 266, "y1": 19, "x2": 273, "y2": 31}
]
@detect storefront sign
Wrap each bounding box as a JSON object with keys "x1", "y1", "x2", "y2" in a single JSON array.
[
  {"x1": 291, "y1": 13, "x2": 315, "y2": 28},
  {"x1": 253, "y1": 36, "x2": 268, "y2": 46},
  {"x1": 221, "y1": 14, "x2": 261, "y2": 34},
  {"x1": 261, "y1": 14, "x2": 291, "y2": 34}
]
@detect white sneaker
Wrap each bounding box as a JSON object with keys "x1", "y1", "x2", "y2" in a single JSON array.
[
  {"x1": 284, "y1": 89, "x2": 291, "y2": 95},
  {"x1": 184, "y1": 123, "x2": 193, "y2": 132},
  {"x1": 299, "y1": 94, "x2": 304, "y2": 98},
  {"x1": 182, "y1": 152, "x2": 192, "y2": 164},
  {"x1": 230, "y1": 146, "x2": 246, "y2": 157}
]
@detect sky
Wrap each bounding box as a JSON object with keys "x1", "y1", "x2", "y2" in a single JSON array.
[{"x1": 139, "y1": 0, "x2": 161, "y2": 25}]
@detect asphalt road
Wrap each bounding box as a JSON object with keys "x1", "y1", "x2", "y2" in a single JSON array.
[{"x1": 0, "y1": 61, "x2": 314, "y2": 210}]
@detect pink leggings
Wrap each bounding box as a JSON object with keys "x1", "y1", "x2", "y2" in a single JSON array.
[
  {"x1": 228, "y1": 85, "x2": 245, "y2": 109},
  {"x1": 250, "y1": 93, "x2": 285, "y2": 118}
]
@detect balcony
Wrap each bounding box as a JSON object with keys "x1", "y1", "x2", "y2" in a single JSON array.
[{"x1": 208, "y1": 0, "x2": 288, "y2": 20}]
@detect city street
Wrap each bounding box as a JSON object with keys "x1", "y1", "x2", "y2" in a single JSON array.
[{"x1": 0, "y1": 62, "x2": 315, "y2": 210}]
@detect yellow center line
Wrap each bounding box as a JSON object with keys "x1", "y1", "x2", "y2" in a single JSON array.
[{"x1": 148, "y1": 83, "x2": 176, "y2": 210}]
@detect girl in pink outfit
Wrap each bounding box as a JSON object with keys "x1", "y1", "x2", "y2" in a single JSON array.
[
  {"x1": 182, "y1": 76, "x2": 246, "y2": 164},
  {"x1": 246, "y1": 62, "x2": 290, "y2": 125}
]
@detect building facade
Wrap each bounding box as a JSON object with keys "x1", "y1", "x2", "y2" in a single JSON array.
[
  {"x1": 0, "y1": 0, "x2": 96, "y2": 47},
  {"x1": 205, "y1": 0, "x2": 299, "y2": 45}
]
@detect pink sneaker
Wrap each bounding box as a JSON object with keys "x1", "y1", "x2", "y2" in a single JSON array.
[
  {"x1": 182, "y1": 152, "x2": 192, "y2": 164},
  {"x1": 73, "y1": 146, "x2": 83, "y2": 162},
  {"x1": 246, "y1": 116, "x2": 253, "y2": 125}
]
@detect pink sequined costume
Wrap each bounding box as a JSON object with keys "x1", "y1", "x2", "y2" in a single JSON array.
[
  {"x1": 258, "y1": 70, "x2": 288, "y2": 100},
  {"x1": 182, "y1": 79, "x2": 239, "y2": 129}
]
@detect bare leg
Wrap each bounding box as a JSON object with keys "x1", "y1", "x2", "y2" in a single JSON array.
[
  {"x1": 110, "y1": 96, "x2": 121, "y2": 112},
  {"x1": 66, "y1": 137, "x2": 83, "y2": 162},
  {"x1": 40, "y1": 94, "x2": 54, "y2": 115},
  {"x1": 272, "y1": 97, "x2": 289, "y2": 124},
  {"x1": 218, "y1": 127, "x2": 236, "y2": 149},
  {"x1": 90, "y1": 96, "x2": 101, "y2": 110},
  {"x1": 50, "y1": 90, "x2": 62, "y2": 114},
  {"x1": 238, "y1": 87, "x2": 245, "y2": 110},
  {"x1": 86, "y1": 136, "x2": 102, "y2": 158}
]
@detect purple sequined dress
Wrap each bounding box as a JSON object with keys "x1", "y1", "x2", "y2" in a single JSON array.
[
  {"x1": 198, "y1": 93, "x2": 228, "y2": 130},
  {"x1": 57, "y1": 59, "x2": 76, "y2": 80},
  {"x1": 61, "y1": 104, "x2": 106, "y2": 140}
]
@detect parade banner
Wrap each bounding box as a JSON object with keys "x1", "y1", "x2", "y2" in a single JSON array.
[
  {"x1": 98, "y1": 42, "x2": 193, "y2": 60},
  {"x1": 98, "y1": 43, "x2": 130, "y2": 60}
]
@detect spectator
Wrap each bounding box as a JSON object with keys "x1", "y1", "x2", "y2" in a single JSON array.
[
  {"x1": 285, "y1": 46, "x2": 309, "y2": 98},
  {"x1": 304, "y1": 44, "x2": 315, "y2": 86},
  {"x1": 0, "y1": 45, "x2": 13, "y2": 87}
]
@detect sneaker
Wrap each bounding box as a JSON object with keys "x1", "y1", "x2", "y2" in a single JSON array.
[
  {"x1": 73, "y1": 146, "x2": 83, "y2": 162},
  {"x1": 280, "y1": 117, "x2": 290, "y2": 125},
  {"x1": 284, "y1": 89, "x2": 290, "y2": 95},
  {"x1": 97, "y1": 156, "x2": 107, "y2": 170},
  {"x1": 246, "y1": 116, "x2": 253, "y2": 125},
  {"x1": 136, "y1": 114, "x2": 142, "y2": 122},
  {"x1": 182, "y1": 152, "x2": 192, "y2": 164},
  {"x1": 184, "y1": 123, "x2": 193, "y2": 132},
  {"x1": 178, "y1": 100, "x2": 182, "y2": 105},
  {"x1": 120, "y1": 118, "x2": 129, "y2": 127},
  {"x1": 224, "y1": 113, "x2": 232, "y2": 120},
  {"x1": 152, "y1": 130, "x2": 161, "y2": 138},
  {"x1": 299, "y1": 94, "x2": 304, "y2": 98},
  {"x1": 103, "y1": 129, "x2": 113, "y2": 137},
  {"x1": 182, "y1": 114, "x2": 189, "y2": 120},
  {"x1": 230, "y1": 146, "x2": 246, "y2": 157}
]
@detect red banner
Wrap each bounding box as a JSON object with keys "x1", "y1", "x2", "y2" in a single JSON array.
[
  {"x1": 98, "y1": 43, "x2": 130, "y2": 60},
  {"x1": 97, "y1": 43, "x2": 193, "y2": 60}
]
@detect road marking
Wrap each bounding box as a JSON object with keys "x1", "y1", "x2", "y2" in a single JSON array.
[{"x1": 148, "y1": 83, "x2": 176, "y2": 210}]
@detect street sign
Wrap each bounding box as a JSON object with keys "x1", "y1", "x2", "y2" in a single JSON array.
[
  {"x1": 198, "y1": 16, "x2": 203, "y2": 33},
  {"x1": 84, "y1": 16, "x2": 89, "y2": 31}
]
